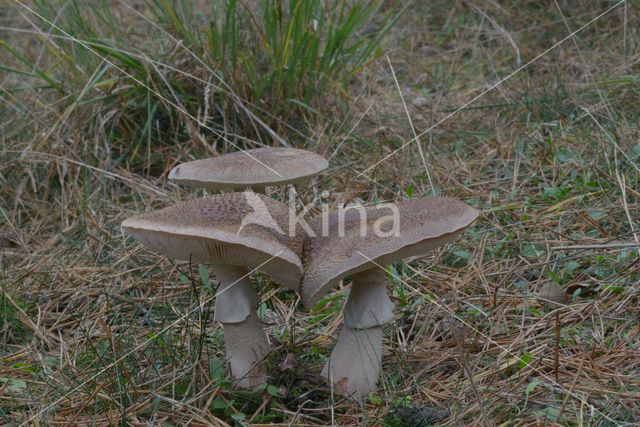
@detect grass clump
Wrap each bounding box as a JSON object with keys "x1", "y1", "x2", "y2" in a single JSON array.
[
  {"x1": 3, "y1": 0, "x2": 398, "y2": 171},
  {"x1": 151, "y1": 0, "x2": 396, "y2": 109}
]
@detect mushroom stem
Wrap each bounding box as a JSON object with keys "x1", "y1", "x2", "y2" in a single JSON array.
[
  {"x1": 322, "y1": 325, "x2": 383, "y2": 398},
  {"x1": 323, "y1": 268, "x2": 394, "y2": 398},
  {"x1": 343, "y1": 268, "x2": 394, "y2": 329},
  {"x1": 213, "y1": 264, "x2": 271, "y2": 387},
  {"x1": 213, "y1": 264, "x2": 258, "y2": 324},
  {"x1": 223, "y1": 312, "x2": 271, "y2": 388}
]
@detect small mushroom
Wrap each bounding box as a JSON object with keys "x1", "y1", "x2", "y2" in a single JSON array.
[
  {"x1": 301, "y1": 197, "x2": 478, "y2": 397},
  {"x1": 122, "y1": 192, "x2": 303, "y2": 387},
  {"x1": 168, "y1": 147, "x2": 329, "y2": 193}
]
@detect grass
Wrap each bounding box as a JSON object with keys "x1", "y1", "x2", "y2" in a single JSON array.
[
  {"x1": 2, "y1": 0, "x2": 398, "y2": 172},
  {"x1": 2, "y1": 0, "x2": 640, "y2": 425}
]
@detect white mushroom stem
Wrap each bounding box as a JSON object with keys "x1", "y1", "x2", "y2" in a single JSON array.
[
  {"x1": 212, "y1": 264, "x2": 271, "y2": 387},
  {"x1": 223, "y1": 312, "x2": 271, "y2": 388},
  {"x1": 322, "y1": 325, "x2": 383, "y2": 398},
  {"x1": 323, "y1": 268, "x2": 394, "y2": 398},
  {"x1": 343, "y1": 269, "x2": 394, "y2": 328}
]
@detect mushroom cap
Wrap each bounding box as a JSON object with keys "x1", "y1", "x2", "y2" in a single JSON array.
[
  {"x1": 301, "y1": 197, "x2": 479, "y2": 308},
  {"x1": 122, "y1": 192, "x2": 303, "y2": 290},
  {"x1": 168, "y1": 147, "x2": 329, "y2": 190}
]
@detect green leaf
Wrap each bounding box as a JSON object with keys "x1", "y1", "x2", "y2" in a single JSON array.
[
  {"x1": 91, "y1": 42, "x2": 144, "y2": 70},
  {"x1": 174, "y1": 383, "x2": 189, "y2": 395},
  {"x1": 209, "y1": 356, "x2": 226, "y2": 382},
  {"x1": 231, "y1": 412, "x2": 246, "y2": 423},
  {"x1": 571, "y1": 287, "x2": 583, "y2": 301},
  {"x1": 386, "y1": 264, "x2": 401, "y2": 286},
  {"x1": 524, "y1": 379, "x2": 541, "y2": 408},
  {"x1": 536, "y1": 406, "x2": 561, "y2": 421},
  {"x1": 518, "y1": 352, "x2": 533, "y2": 369},
  {"x1": 387, "y1": 264, "x2": 405, "y2": 304},
  {"x1": 587, "y1": 210, "x2": 606, "y2": 220},
  {"x1": 311, "y1": 292, "x2": 342, "y2": 313},
  {"x1": 368, "y1": 393, "x2": 384, "y2": 405},
  {"x1": 603, "y1": 284, "x2": 625, "y2": 294},
  {"x1": 452, "y1": 249, "x2": 471, "y2": 260},
  {"x1": 0, "y1": 377, "x2": 27, "y2": 392},
  {"x1": 565, "y1": 261, "x2": 580, "y2": 274},
  {"x1": 211, "y1": 397, "x2": 227, "y2": 410},
  {"x1": 523, "y1": 244, "x2": 545, "y2": 257},
  {"x1": 11, "y1": 362, "x2": 38, "y2": 373},
  {"x1": 555, "y1": 147, "x2": 574, "y2": 163},
  {"x1": 0, "y1": 40, "x2": 63, "y2": 92},
  {"x1": 199, "y1": 264, "x2": 213, "y2": 292},
  {"x1": 266, "y1": 384, "x2": 284, "y2": 398},
  {"x1": 405, "y1": 185, "x2": 414, "y2": 198},
  {"x1": 257, "y1": 303, "x2": 267, "y2": 321}
]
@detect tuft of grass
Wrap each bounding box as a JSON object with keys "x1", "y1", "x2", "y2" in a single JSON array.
[
  {"x1": 4, "y1": 0, "x2": 399, "y2": 171},
  {"x1": 151, "y1": 0, "x2": 397, "y2": 108}
]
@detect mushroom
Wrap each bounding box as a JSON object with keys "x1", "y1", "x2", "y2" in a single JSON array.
[
  {"x1": 168, "y1": 147, "x2": 329, "y2": 194},
  {"x1": 159, "y1": 147, "x2": 327, "y2": 386},
  {"x1": 122, "y1": 192, "x2": 302, "y2": 387},
  {"x1": 301, "y1": 197, "x2": 478, "y2": 397}
]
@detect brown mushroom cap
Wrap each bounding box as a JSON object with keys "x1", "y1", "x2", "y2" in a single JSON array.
[
  {"x1": 122, "y1": 192, "x2": 303, "y2": 290},
  {"x1": 301, "y1": 197, "x2": 479, "y2": 308},
  {"x1": 168, "y1": 147, "x2": 329, "y2": 191}
]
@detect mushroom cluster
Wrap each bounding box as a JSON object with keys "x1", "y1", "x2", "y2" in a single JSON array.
[
  {"x1": 122, "y1": 146, "x2": 478, "y2": 398},
  {"x1": 124, "y1": 147, "x2": 327, "y2": 386}
]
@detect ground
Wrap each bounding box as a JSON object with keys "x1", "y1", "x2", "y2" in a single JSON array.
[{"x1": 1, "y1": 1, "x2": 639, "y2": 425}]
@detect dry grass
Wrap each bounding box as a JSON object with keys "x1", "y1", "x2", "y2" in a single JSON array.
[{"x1": 2, "y1": 0, "x2": 640, "y2": 425}]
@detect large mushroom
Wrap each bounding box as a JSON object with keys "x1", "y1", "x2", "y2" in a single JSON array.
[
  {"x1": 301, "y1": 197, "x2": 478, "y2": 397},
  {"x1": 159, "y1": 147, "x2": 327, "y2": 386},
  {"x1": 122, "y1": 192, "x2": 302, "y2": 387},
  {"x1": 168, "y1": 147, "x2": 329, "y2": 193}
]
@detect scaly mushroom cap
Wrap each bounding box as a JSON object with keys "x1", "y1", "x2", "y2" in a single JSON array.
[
  {"x1": 122, "y1": 192, "x2": 303, "y2": 290},
  {"x1": 301, "y1": 197, "x2": 479, "y2": 308},
  {"x1": 168, "y1": 147, "x2": 329, "y2": 191}
]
